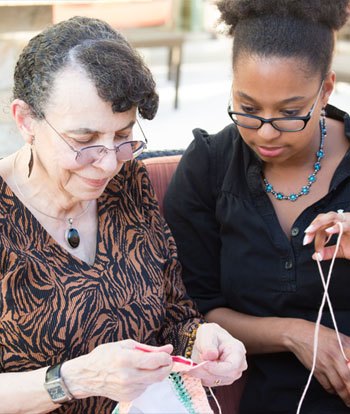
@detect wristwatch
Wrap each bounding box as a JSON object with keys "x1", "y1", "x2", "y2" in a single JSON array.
[{"x1": 44, "y1": 363, "x2": 74, "y2": 404}]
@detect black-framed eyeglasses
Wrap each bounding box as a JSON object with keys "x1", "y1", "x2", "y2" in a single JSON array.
[
  {"x1": 227, "y1": 80, "x2": 324, "y2": 132},
  {"x1": 44, "y1": 118, "x2": 148, "y2": 166}
]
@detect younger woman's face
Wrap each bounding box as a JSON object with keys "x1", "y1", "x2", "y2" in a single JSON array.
[{"x1": 231, "y1": 55, "x2": 331, "y2": 166}]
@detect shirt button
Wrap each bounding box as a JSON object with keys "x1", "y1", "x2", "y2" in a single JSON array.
[
  {"x1": 285, "y1": 260, "x2": 293, "y2": 270},
  {"x1": 291, "y1": 227, "x2": 299, "y2": 237}
]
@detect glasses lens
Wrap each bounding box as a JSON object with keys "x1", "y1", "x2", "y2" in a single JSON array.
[
  {"x1": 74, "y1": 119, "x2": 148, "y2": 165},
  {"x1": 272, "y1": 119, "x2": 305, "y2": 132},
  {"x1": 76, "y1": 146, "x2": 108, "y2": 165},
  {"x1": 230, "y1": 113, "x2": 261, "y2": 129},
  {"x1": 117, "y1": 141, "x2": 146, "y2": 162},
  {"x1": 76, "y1": 141, "x2": 146, "y2": 165},
  {"x1": 230, "y1": 112, "x2": 306, "y2": 132}
]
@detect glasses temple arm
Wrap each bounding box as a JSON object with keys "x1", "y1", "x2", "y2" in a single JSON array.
[
  {"x1": 309, "y1": 80, "x2": 325, "y2": 116},
  {"x1": 136, "y1": 119, "x2": 148, "y2": 144},
  {"x1": 44, "y1": 118, "x2": 79, "y2": 154}
]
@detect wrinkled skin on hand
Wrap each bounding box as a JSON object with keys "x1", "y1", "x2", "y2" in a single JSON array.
[
  {"x1": 64, "y1": 340, "x2": 174, "y2": 402},
  {"x1": 189, "y1": 323, "x2": 247, "y2": 387},
  {"x1": 64, "y1": 325, "x2": 247, "y2": 402}
]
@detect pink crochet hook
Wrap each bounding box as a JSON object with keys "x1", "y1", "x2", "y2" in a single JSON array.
[{"x1": 133, "y1": 345, "x2": 198, "y2": 366}]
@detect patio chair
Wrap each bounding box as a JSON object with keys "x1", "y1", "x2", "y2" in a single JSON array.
[{"x1": 140, "y1": 149, "x2": 183, "y2": 215}]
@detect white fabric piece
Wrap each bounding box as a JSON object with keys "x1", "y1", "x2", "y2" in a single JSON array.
[{"x1": 114, "y1": 377, "x2": 190, "y2": 414}]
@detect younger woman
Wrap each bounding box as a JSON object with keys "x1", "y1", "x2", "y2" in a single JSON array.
[{"x1": 164, "y1": 1, "x2": 350, "y2": 412}]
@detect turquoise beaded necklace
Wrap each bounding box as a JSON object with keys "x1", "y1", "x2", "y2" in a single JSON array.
[{"x1": 263, "y1": 115, "x2": 326, "y2": 201}]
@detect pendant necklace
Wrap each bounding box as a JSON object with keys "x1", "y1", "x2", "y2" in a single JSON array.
[
  {"x1": 262, "y1": 114, "x2": 326, "y2": 201},
  {"x1": 12, "y1": 153, "x2": 92, "y2": 249}
]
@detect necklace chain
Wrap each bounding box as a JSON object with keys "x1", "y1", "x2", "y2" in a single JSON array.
[
  {"x1": 12, "y1": 152, "x2": 92, "y2": 225},
  {"x1": 262, "y1": 115, "x2": 326, "y2": 201}
]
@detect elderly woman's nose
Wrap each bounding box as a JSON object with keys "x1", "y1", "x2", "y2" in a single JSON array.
[{"x1": 94, "y1": 149, "x2": 119, "y2": 171}]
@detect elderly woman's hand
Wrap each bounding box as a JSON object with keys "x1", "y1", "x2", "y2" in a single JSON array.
[
  {"x1": 303, "y1": 210, "x2": 350, "y2": 261},
  {"x1": 62, "y1": 340, "x2": 173, "y2": 402},
  {"x1": 189, "y1": 323, "x2": 247, "y2": 387}
]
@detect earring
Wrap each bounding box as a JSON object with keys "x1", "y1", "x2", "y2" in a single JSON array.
[{"x1": 28, "y1": 138, "x2": 35, "y2": 178}]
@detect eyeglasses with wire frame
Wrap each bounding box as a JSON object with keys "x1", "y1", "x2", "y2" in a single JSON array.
[
  {"x1": 227, "y1": 80, "x2": 324, "y2": 132},
  {"x1": 44, "y1": 118, "x2": 148, "y2": 166}
]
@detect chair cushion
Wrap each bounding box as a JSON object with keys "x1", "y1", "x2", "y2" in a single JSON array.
[{"x1": 143, "y1": 154, "x2": 182, "y2": 216}]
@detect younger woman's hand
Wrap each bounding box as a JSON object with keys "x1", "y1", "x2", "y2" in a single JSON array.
[
  {"x1": 303, "y1": 210, "x2": 350, "y2": 261},
  {"x1": 189, "y1": 323, "x2": 247, "y2": 387},
  {"x1": 287, "y1": 319, "x2": 350, "y2": 407}
]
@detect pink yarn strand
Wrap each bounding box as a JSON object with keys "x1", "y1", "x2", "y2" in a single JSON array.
[
  {"x1": 296, "y1": 222, "x2": 345, "y2": 414},
  {"x1": 208, "y1": 387, "x2": 222, "y2": 414}
]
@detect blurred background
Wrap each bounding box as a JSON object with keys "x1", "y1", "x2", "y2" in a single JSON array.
[{"x1": 0, "y1": 0, "x2": 350, "y2": 156}]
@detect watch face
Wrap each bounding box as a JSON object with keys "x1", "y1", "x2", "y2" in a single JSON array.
[
  {"x1": 48, "y1": 384, "x2": 66, "y2": 400},
  {"x1": 44, "y1": 378, "x2": 70, "y2": 403},
  {"x1": 44, "y1": 364, "x2": 73, "y2": 403}
]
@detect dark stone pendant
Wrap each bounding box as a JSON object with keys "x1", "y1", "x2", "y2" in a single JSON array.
[
  {"x1": 65, "y1": 228, "x2": 80, "y2": 249},
  {"x1": 65, "y1": 218, "x2": 80, "y2": 249}
]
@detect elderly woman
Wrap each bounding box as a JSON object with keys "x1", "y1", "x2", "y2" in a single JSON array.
[{"x1": 0, "y1": 17, "x2": 246, "y2": 414}]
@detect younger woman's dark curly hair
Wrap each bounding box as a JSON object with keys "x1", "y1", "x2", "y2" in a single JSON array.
[
  {"x1": 216, "y1": 0, "x2": 350, "y2": 79},
  {"x1": 13, "y1": 16, "x2": 158, "y2": 120}
]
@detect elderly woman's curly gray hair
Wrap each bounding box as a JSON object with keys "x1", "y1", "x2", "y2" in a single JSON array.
[{"x1": 13, "y1": 16, "x2": 159, "y2": 120}]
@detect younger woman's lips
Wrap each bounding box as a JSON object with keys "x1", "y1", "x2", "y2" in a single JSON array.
[
  {"x1": 257, "y1": 146, "x2": 284, "y2": 157},
  {"x1": 81, "y1": 177, "x2": 108, "y2": 187}
]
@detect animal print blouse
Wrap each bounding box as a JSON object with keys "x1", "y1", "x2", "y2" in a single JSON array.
[{"x1": 0, "y1": 160, "x2": 202, "y2": 413}]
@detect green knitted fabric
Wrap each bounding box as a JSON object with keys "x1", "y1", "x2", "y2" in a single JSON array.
[{"x1": 169, "y1": 372, "x2": 197, "y2": 414}]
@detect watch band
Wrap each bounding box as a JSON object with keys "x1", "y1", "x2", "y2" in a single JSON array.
[{"x1": 44, "y1": 363, "x2": 74, "y2": 404}]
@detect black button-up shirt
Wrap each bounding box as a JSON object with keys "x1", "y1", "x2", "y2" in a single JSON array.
[{"x1": 164, "y1": 105, "x2": 350, "y2": 413}]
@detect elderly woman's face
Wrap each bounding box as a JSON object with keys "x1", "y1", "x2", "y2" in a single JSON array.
[{"x1": 32, "y1": 66, "x2": 138, "y2": 201}]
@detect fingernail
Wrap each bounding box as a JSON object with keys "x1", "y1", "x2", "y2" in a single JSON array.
[
  {"x1": 312, "y1": 252, "x2": 323, "y2": 261},
  {"x1": 303, "y1": 235, "x2": 312, "y2": 245},
  {"x1": 325, "y1": 226, "x2": 334, "y2": 233},
  {"x1": 304, "y1": 225, "x2": 315, "y2": 233}
]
